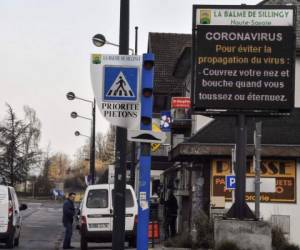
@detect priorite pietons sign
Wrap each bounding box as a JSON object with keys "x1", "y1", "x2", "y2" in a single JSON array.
[
  {"x1": 192, "y1": 5, "x2": 296, "y2": 112},
  {"x1": 90, "y1": 54, "x2": 142, "y2": 129}
]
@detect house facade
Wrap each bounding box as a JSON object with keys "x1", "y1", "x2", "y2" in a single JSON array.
[{"x1": 148, "y1": 0, "x2": 300, "y2": 245}]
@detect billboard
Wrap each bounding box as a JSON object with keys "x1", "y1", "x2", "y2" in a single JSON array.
[
  {"x1": 192, "y1": 5, "x2": 296, "y2": 113},
  {"x1": 211, "y1": 159, "x2": 296, "y2": 203}
]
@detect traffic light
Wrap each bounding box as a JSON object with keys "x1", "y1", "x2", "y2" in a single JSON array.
[
  {"x1": 141, "y1": 53, "x2": 154, "y2": 131},
  {"x1": 137, "y1": 53, "x2": 155, "y2": 250}
]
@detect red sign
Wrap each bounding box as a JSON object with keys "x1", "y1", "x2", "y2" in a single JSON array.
[{"x1": 171, "y1": 97, "x2": 191, "y2": 109}]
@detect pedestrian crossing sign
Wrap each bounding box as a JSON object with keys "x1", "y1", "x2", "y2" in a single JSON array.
[{"x1": 103, "y1": 66, "x2": 138, "y2": 101}]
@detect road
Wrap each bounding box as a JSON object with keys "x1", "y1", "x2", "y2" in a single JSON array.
[
  {"x1": 0, "y1": 201, "x2": 63, "y2": 250},
  {"x1": 0, "y1": 200, "x2": 143, "y2": 250}
]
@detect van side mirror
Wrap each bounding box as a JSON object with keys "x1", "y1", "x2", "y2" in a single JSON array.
[{"x1": 19, "y1": 204, "x2": 27, "y2": 211}]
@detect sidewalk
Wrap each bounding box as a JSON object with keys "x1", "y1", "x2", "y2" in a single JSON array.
[{"x1": 60, "y1": 228, "x2": 164, "y2": 250}]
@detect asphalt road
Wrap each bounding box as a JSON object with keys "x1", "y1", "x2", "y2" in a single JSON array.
[
  {"x1": 0, "y1": 201, "x2": 63, "y2": 250},
  {"x1": 0, "y1": 200, "x2": 146, "y2": 250}
]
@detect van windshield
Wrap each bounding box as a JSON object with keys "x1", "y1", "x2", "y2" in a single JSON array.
[
  {"x1": 86, "y1": 189, "x2": 108, "y2": 208},
  {"x1": 112, "y1": 189, "x2": 134, "y2": 208}
]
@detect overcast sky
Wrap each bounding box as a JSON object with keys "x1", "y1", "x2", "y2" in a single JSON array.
[{"x1": 0, "y1": 0, "x2": 260, "y2": 159}]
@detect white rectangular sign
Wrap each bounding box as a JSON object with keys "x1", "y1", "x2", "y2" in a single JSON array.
[
  {"x1": 128, "y1": 129, "x2": 167, "y2": 144},
  {"x1": 196, "y1": 8, "x2": 294, "y2": 26},
  {"x1": 246, "y1": 177, "x2": 276, "y2": 193}
]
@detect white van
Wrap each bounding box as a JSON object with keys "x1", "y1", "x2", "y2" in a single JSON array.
[
  {"x1": 0, "y1": 185, "x2": 27, "y2": 248},
  {"x1": 78, "y1": 184, "x2": 138, "y2": 250}
]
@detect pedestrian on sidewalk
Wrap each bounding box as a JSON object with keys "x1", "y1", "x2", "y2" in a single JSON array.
[
  {"x1": 62, "y1": 192, "x2": 76, "y2": 249},
  {"x1": 164, "y1": 190, "x2": 178, "y2": 239}
]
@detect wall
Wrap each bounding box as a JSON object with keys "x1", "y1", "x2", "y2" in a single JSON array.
[
  {"x1": 295, "y1": 57, "x2": 300, "y2": 107},
  {"x1": 223, "y1": 160, "x2": 300, "y2": 246}
]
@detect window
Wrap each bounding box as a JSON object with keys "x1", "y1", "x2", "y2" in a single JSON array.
[
  {"x1": 86, "y1": 189, "x2": 108, "y2": 208},
  {"x1": 112, "y1": 189, "x2": 134, "y2": 208}
]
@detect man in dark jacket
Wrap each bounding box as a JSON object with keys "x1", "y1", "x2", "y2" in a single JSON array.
[
  {"x1": 165, "y1": 190, "x2": 178, "y2": 238},
  {"x1": 62, "y1": 192, "x2": 76, "y2": 249}
]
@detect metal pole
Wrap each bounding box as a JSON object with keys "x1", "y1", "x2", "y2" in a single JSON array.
[
  {"x1": 130, "y1": 26, "x2": 138, "y2": 188},
  {"x1": 90, "y1": 99, "x2": 96, "y2": 184},
  {"x1": 112, "y1": 1, "x2": 129, "y2": 249},
  {"x1": 130, "y1": 142, "x2": 136, "y2": 187},
  {"x1": 135, "y1": 26, "x2": 138, "y2": 55},
  {"x1": 254, "y1": 121, "x2": 262, "y2": 219},
  {"x1": 235, "y1": 114, "x2": 247, "y2": 219},
  {"x1": 231, "y1": 146, "x2": 236, "y2": 204}
]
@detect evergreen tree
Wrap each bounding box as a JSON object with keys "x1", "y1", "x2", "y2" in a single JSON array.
[{"x1": 0, "y1": 104, "x2": 41, "y2": 186}]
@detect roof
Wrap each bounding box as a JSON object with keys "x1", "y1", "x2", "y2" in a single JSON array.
[
  {"x1": 148, "y1": 32, "x2": 191, "y2": 94},
  {"x1": 188, "y1": 109, "x2": 300, "y2": 145},
  {"x1": 170, "y1": 108, "x2": 300, "y2": 160},
  {"x1": 259, "y1": 0, "x2": 300, "y2": 50}
]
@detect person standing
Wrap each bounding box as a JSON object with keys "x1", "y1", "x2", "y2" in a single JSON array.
[
  {"x1": 62, "y1": 192, "x2": 76, "y2": 249},
  {"x1": 165, "y1": 190, "x2": 178, "y2": 238}
]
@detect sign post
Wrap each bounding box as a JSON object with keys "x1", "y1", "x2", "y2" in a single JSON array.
[
  {"x1": 112, "y1": 1, "x2": 129, "y2": 249},
  {"x1": 254, "y1": 121, "x2": 262, "y2": 219}
]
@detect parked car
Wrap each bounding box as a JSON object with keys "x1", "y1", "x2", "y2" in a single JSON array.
[
  {"x1": 78, "y1": 184, "x2": 138, "y2": 250},
  {"x1": 0, "y1": 184, "x2": 27, "y2": 248}
]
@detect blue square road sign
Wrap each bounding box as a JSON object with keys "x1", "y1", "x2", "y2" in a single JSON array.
[
  {"x1": 103, "y1": 66, "x2": 138, "y2": 101},
  {"x1": 226, "y1": 175, "x2": 236, "y2": 189}
]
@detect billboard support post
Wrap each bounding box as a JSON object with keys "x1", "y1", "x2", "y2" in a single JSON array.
[{"x1": 227, "y1": 114, "x2": 255, "y2": 219}]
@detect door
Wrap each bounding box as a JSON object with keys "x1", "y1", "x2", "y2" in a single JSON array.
[
  {"x1": 0, "y1": 186, "x2": 8, "y2": 233},
  {"x1": 85, "y1": 188, "x2": 112, "y2": 232},
  {"x1": 10, "y1": 188, "x2": 21, "y2": 234}
]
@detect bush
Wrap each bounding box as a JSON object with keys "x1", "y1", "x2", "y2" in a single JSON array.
[
  {"x1": 272, "y1": 226, "x2": 288, "y2": 250},
  {"x1": 193, "y1": 210, "x2": 214, "y2": 248},
  {"x1": 163, "y1": 231, "x2": 192, "y2": 248},
  {"x1": 216, "y1": 240, "x2": 240, "y2": 250},
  {"x1": 280, "y1": 244, "x2": 300, "y2": 250}
]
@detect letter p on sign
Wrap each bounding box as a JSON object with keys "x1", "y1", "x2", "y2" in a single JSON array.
[{"x1": 226, "y1": 175, "x2": 236, "y2": 190}]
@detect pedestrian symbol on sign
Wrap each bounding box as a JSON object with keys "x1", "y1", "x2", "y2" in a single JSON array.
[
  {"x1": 106, "y1": 72, "x2": 135, "y2": 97},
  {"x1": 103, "y1": 66, "x2": 138, "y2": 101}
]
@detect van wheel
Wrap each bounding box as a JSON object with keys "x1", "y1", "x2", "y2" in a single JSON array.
[
  {"x1": 14, "y1": 234, "x2": 20, "y2": 246},
  {"x1": 80, "y1": 236, "x2": 88, "y2": 250},
  {"x1": 5, "y1": 229, "x2": 15, "y2": 248}
]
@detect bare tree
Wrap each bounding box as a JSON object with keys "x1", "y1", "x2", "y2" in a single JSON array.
[
  {"x1": 0, "y1": 104, "x2": 41, "y2": 186},
  {"x1": 101, "y1": 125, "x2": 116, "y2": 163},
  {"x1": 47, "y1": 152, "x2": 71, "y2": 182}
]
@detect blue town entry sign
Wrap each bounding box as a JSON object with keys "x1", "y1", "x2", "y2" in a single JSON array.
[{"x1": 104, "y1": 66, "x2": 138, "y2": 101}]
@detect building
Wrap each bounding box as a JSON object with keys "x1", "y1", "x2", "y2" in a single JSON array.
[{"x1": 148, "y1": 0, "x2": 300, "y2": 245}]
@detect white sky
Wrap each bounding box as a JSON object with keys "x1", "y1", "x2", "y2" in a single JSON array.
[{"x1": 0, "y1": 0, "x2": 260, "y2": 159}]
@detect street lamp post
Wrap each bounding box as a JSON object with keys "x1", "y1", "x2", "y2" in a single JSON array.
[
  {"x1": 91, "y1": 1, "x2": 130, "y2": 247},
  {"x1": 74, "y1": 130, "x2": 90, "y2": 138},
  {"x1": 67, "y1": 92, "x2": 96, "y2": 185}
]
